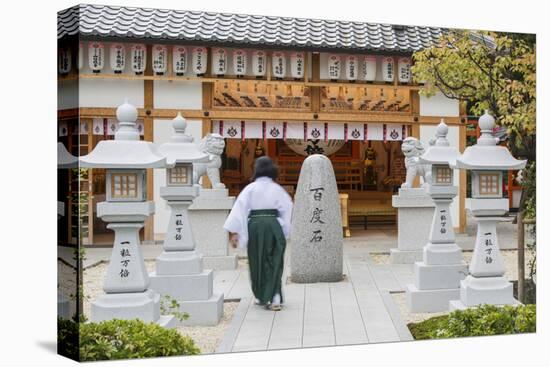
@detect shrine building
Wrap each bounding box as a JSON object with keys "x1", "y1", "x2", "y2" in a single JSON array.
[{"x1": 57, "y1": 4, "x2": 520, "y2": 246}]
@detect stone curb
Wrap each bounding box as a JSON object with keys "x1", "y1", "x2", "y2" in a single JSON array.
[{"x1": 215, "y1": 298, "x2": 251, "y2": 354}]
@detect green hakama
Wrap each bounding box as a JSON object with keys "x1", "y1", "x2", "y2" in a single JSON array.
[{"x1": 247, "y1": 209, "x2": 286, "y2": 304}]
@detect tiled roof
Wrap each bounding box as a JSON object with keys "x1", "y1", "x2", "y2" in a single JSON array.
[{"x1": 58, "y1": 4, "x2": 444, "y2": 53}]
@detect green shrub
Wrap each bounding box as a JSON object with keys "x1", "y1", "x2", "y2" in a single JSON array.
[
  {"x1": 409, "y1": 304, "x2": 536, "y2": 340},
  {"x1": 58, "y1": 317, "x2": 79, "y2": 360},
  {"x1": 58, "y1": 318, "x2": 200, "y2": 361}
]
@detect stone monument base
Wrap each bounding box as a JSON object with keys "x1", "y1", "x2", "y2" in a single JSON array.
[
  {"x1": 406, "y1": 261, "x2": 467, "y2": 312},
  {"x1": 406, "y1": 285, "x2": 460, "y2": 313},
  {"x1": 449, "y1": 275, "x2": 517, "y2": 310},
  {"x1": 391, "y1": 188, "x2": 435, "y2": 264},
  {"x1": 149, "y1": 250, "x2": 224, "y2": 326},
  {"x1": 91, "y1": 289, "x2": 175, "y2": 328},
  {"x1": 189, "y1": 188, "x2": 237, "y2": 270}
]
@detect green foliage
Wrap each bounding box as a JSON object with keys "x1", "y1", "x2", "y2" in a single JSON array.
[
  {"x1": 58, "y1": 317, "x2": 79, "y2": 360},
  {"x1": 160, "y1": 294, "x2": 190, "y2": 322},
  {"x1": 58, "y1": 318, "x2": 200, "y2": 361},
  {"x1": 79, "y1": 319, "x2": 200, "y2": 361},
  {"x1": 412, "y1": 30, "x2": 536, "y2": 150},
  {"x1": 409, "y1": 304, "x2": 536, "y2": 340}
]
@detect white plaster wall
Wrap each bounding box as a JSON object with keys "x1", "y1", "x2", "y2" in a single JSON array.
[
  {"x1": 79, "y1": 78, "x2": 144, "y2": 108},
  {"x1": 58, "y1": 79, "x2": 79, "y2": 110},
  {"x1": 153, "y1": 119, "x2": 203, "y2": 236},
  {"x1": 153, "y1": 81, "x2": 202, "y2": 109},
  {"x1": 419, "y1": 125, "x2": 460, "y2": 228},
  {"x1": 419, "y1": 92, "x2": 460, "y2": 117}
]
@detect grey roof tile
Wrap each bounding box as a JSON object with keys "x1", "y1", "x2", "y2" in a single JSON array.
[{"x1": 58, "y1": 4, "x2": 444, "y2": 52}]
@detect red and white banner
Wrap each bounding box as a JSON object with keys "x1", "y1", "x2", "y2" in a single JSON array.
[
  {"x1": 92, "y1": 119, "x2": 104, "y2": 135},
  {"x1": 136, "y1": 120, "x2": 145, "y2": 136},
  {"x1": 212, "y1": 121, "x2": 407, "y2": 141},
  {"x1": 107, "y1": 119, "x2": 118, "y2": 135}
]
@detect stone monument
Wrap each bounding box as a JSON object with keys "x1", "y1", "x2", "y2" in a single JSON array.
[
  {"x1": 80, "y1": 99, "x2": 174, "y2": 327},
  {"x1": 391, "y1": 137, "x2": 435, "y2": 264},
  {"x1": 450, "y1": 111, "x2": 526, "y2": 310},
  {"x1": 291, "y1": 154, "x2": 343, "y2": 283},
  {"x1": 149, "y1": 113, "x2": 223, "y2": 326},
  {"x1": 406, "y1": 121, "x2": 468, "y2": 312},
  {"x1": 189, "y1": 133, "x2": 237, "y2": 270}
]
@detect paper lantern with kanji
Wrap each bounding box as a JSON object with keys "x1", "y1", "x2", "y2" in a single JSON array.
[
  {"x1": 109, "y1": 43, "x2": 126, "y2": 74},
  {"x1": 172, "y1": 46, "x2": 187, "y2": 76},
  {"x1": 88, "y1": 42, "x2": 105, "y2": 73}
]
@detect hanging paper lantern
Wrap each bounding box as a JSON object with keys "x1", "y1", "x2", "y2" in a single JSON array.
[
  {"x1": 172, "y1": 46, "x2": 187, "y2": 76},
  {"x1": 211, "y1": 47, "x2": 227, "y2": 76},
  {"x1": 252, "y1": 50, "x2": 266, "y2": 77},
  {"x1": 328, "y1": 54, "x2": 341, "y2": 80},
  {"x1": 109, "y1": 43, "x2": 126, "y2": 74},
  {"x1": 78, "y1": 42, "x2": 83, "y2": 70},
  {"x1": 362, "y1": 56, "x2": 377, "y2": 81},
  {"x1": 58, "y1": 48, "x2": 71, "y2": 75},
  {"x1": 88, "y1": 42, "x2": 104, "y2": 73},
  {"x1": 382, "y1": 56, "x2": 395, "y2": 82},
  {"x1": 233, "y1": 49, "x2": 247, "y2": 76},
  {"x1": 131, "y1": 44, "x2": 146, "y2": 75},
  {"x1": 290, "y1": 52, "x2": 305, "y2": 79},
  {"x1": 152, "y1": 44, "x2": 167, "y2": 75},
  {"x1": 272, "y1": 51, "x2": 286, "y2": 79},
  {"x1": 398, "y1": 57, "x2": 411, "y2": 83},
  {"x1": 192, "y1": 47, "x2": 208, "y2": 76},
  {"x1": 345, "y1": 55, "x2": 358, "y2": 81}
]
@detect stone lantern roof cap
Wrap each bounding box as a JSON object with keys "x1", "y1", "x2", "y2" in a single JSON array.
[
  {"x1": 419, "y1": 120, "x2": 460, "y2": 166},
  {"x1": 57, "y1": 142, "x2": 78, "y2": 168},
  {"x1": 453, "y1": 111, "x2": 526, "y2": 170},
  {"x1": 80, "y1": 99, "x2": 166, "y2": 169},
  {"x1": 159, "y1": 112, "x2": 209, "y2": 166}
]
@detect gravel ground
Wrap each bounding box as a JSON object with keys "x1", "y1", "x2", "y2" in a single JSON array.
[
  {"x1": 371, "y1": 249, "x2": 535, "y2": 281},
  {"x1": 83, "y1": 260, "x2": 239, "y2": 354},
  {"x1": 386, "y1": 249, "x2": 536, "y2": 327}
]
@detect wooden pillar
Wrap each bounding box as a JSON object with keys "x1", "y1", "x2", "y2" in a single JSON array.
[
  {"x1": 201, "y1": 74, "x2": 214, "y2": 188},
  {"x1": 410, "y1": 123, "x2": 421, "y2": 188},
  {"x1": 144, "y1": 44, "x2": 154, "y2": 242},
  {"x1": 310, "y1": 53, "x2": 321, "y2": 112},
  {"x1": 458, "y1": 123, "x2": 467, "y2": 233}
]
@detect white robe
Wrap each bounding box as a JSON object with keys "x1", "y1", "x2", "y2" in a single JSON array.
[{"x1": 223, "y1": 177, "x2": 293, "y2": 249}]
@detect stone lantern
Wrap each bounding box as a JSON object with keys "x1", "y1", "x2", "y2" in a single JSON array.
[
  {"x1": 80, "y1": 99, "x2": 173, "y2": 326},
  {"x1": 149, "y1": 113, "x2": 224, "y2": 325},
  {"x1": 406, "y1": 121, "x2": 467, "y2": 312},
  {"x1": 450, "y1": 111, "x2": 526, "y2": 310}
]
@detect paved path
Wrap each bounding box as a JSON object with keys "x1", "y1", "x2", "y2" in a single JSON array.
[{"x1": 215, "y1": 241, "x2": 415, "y2": 353}]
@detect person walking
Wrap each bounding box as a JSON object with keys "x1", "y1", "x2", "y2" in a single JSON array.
[{"x1": 224, "y1": 156, "x2": 293, "y2": 311}]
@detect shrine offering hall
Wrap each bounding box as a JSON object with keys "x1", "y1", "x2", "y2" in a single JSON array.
[{"x1": 57, "y1": 4, "x2": 521, "y2": 246}]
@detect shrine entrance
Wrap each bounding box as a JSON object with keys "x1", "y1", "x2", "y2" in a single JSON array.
[{"x1": 217, "y1": 121, "x2": 411, "y2": 232}]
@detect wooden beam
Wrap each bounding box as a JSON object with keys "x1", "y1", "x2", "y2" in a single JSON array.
[
  {"x1": 144, "y1": 44, "x2": 154, "y2": 243},
  {"x1": 201, "y1": 80, "x2": 213, "y2": 188}
]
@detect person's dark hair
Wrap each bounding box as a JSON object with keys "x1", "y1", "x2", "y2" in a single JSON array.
[{"x1": 252, "y1": 156, "x2": 278, "y2": 181}]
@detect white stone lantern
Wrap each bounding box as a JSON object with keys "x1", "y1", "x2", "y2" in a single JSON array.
[
  {"x1": 149, "y1": 113, "x2": 224, "y2": 325},
  {"x1": 406, "y1": 121, "x2": 467, "y2": 312},
  {"x1": 450, "y1": 111, "x2": 526, "y2": 309},
  {"x1": 80, "y1": 99, "x2": 173, "y2": 326}
]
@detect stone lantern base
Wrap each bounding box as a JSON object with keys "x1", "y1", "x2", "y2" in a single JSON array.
[
  {"x1": 189, "y1": 189, "x2": 238, "y2": 270},
  {"x1": 449, "y1": 275, "x2": 520, "y2": 311},
  {"x1": 391, "y1": 188, "x2": 435, "y2": 264},
  {"x1": 149, "y1": 250, "x2": 223, "y2": 326},
  {"x1": 91, "y1": 289, "x2": 175, "y2": 328}
]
